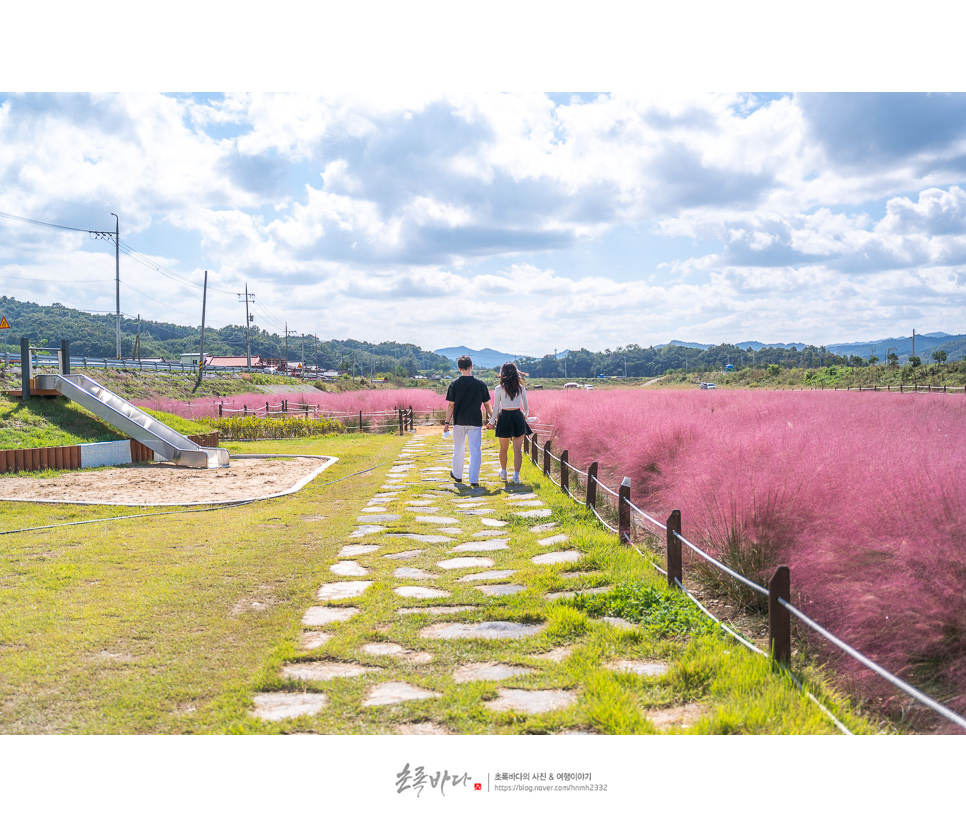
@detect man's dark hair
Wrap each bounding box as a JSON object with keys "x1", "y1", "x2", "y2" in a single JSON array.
[{"x1": 457, "y1": 355, "x2": 473, "y2": 371}]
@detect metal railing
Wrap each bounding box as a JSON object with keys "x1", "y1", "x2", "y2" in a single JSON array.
[{"x1": 522, "y1": 431, "x2": 966, "y2": 734}]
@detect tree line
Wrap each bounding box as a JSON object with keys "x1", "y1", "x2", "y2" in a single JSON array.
[{"x1": 0, "y1": 296, "x2": 453, "y2": 377}]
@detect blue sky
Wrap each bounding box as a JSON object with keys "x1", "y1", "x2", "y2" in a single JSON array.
[{"x1": 1, "y1": 15, "x2": 964, "y2": 358}]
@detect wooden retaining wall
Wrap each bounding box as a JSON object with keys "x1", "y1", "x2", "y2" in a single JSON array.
[{"x1": 0, "y1": 432, "x2": 220, "y2": 474}]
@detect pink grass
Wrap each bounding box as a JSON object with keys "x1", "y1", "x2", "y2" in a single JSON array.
[
  {"x1": 534, "y1": 388, "x2": 966, "y2": 728},
  {"x1": 139, "y1": 388, "x2": 448, "y2": 423}
]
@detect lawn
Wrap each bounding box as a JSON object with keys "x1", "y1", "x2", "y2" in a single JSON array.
[{"x1": 0, "y1": 430, "x2": 876, "y2": 735}]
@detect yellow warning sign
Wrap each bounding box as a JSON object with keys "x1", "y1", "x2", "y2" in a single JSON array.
[{"x1": 0, "y1": 317, "x2": 9, "y2": 329}]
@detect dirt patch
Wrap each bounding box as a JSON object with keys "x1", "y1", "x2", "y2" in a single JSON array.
[{"x1": 0, "y1": 455, "x2": 335, "y2": 506}]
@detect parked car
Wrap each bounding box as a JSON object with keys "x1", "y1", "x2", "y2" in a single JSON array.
[{"x1": 700, "y1": 382, "x2": 716, "y2": 389}]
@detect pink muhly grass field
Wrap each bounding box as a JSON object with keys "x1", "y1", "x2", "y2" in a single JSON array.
[
  {"x1": 139, "y1": 389, "x2": 448, "y2": 423},
  {"x1": 534, "y1": 387, "x2": 966, "y2": 727}
]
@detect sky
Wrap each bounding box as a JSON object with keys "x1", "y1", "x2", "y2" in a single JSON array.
[{"x1": 2, "y1": 11, "x2": 964, "y2": 359}]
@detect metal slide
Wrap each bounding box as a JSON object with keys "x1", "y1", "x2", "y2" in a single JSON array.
[{"x1": 35, "y1": 373, "x2": 229, "y2": 469}]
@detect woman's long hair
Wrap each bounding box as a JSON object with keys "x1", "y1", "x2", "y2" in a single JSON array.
[{"x1": 499, "y1": 362, "x2": 522, "y2": 399}]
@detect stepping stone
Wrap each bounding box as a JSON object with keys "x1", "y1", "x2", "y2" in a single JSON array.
[
  {"x1": 531, "y1": 523, "x2": 558, "y2": 533},
  {"x1": 362, "y1": 682, "x2": 441, "y2": 707},
  {"x1": 338, "y1": 544, "x2": 380, "y2": 558},
  {"x1": 394, "y1": 567, "x2": 437, "y2": 580},
  {"x1": 360, "y1": 506, "x2": 392, "y2": 514},
  {"x1": 394, "y1": 586, "x2": 451, "y2": 599},
  {"x1": 453, "y1": 662, "x2": 534, "y2": 682},
  {"x1": 646, "y1": 703, "x2": 707, "y2": 730},
  {"x1": 437, "y1": 527, "x2": 463, "y2": 535},
  {"x1": 406, "y1": 500, "x2": 435, "y2": 507},
  {"x1": 437, "y1": 557, "x2": 495, "y2": 570},
  {"x1": 480, "y1": 517, "x2": 507, "y2": 527},
  {"x1": 385, "y1": 533, "x2": 454, "y2": 544},
  {"x1": 532, "y1": 550, "x2": 583, "y2": 565},
  {"x1": 356, "y1": 514, "x2": 400, "y2": 523},
  {"x1": 451, "y1": 539, "x2": 509, "y2": 552},
  {"x1": 602, "y1": 616, "x2": 636, "y2": 630},
  {"x1": 476, "y1": 584, "x2": 526, "y2": 597},
  {"x1": 410, "y1": 507, "x2": 439, "y2": 514},
  {"x1": 317, "y1": 581, "x2": 373, "y2": 601},
  {"x1": 452, "y1": 500, "x2": 486, "y2": 507},
  {"x1": 398, "y1": 605, "x2": 477, "y2": 615},
  {"x1": 538, "y1": 534, "x2": 569, "y2": 546},
  {"x1": 459, "y1": 509, "x2": 496, "y2": 515},
  {"x1": 546, "y1": 586, "x2": 611, "y2": 600},
  {"x1": 515, "y1": 509, "x2": 552, "y2": 518},
  {"x1": 299, "y1": 631, "x2": 332, "y2": 649},
  {"x1": 532, "y1": 646, "x2": 573, "y2": 662},
  {"x1": 251, "y1": 692, "x2": 327, "y2": 721},
  {"x1": 382, "y1": 549, "x2": 425, "y2": 560},
  {"x1": 473, "y1": 530, "x2": 509, "y2": 537},
  {"x1": 302, "y1": 606, "x2": 359, "y2": 626},
  {"x1": 331, "y1": 561, "x2": 369, "y2": 576},
  {"x1": 281, "y1": 661, "x2": 375, "y2": 681},
  {"x1": 361, "y1": 643, "x2": 433, "y2": 664},
  {"x1": 415, "y1": 515, "x2": 460, "y2": 524},
  {"x1": 367, "y1": 496, "x2": 395, "y2": 504},
  {"x1": 606, "y1": 659, "x2": 669, "y2": 677},
  {"x1": 484, "y1": 688, "x2": 578, "y2": 714},
  {"x1": 396, "y1": 722, "x2": 453, "y2": 735},
  {"x1": 508, "y1": 500, "x2": 544, "y2": 507},
  {"x1": 349, "y1": 525, "x2": 385, "y2": 537},
  {"x1": 458, "y1": 570, "x2": 517, "y2": 582},
  {"x1": 419, "y1": 621, "x2": 545, "y2": 640}
]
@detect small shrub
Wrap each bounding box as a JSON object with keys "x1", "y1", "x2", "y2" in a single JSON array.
[{"x1": 570, "y1": 582, "x2": 718, "y2": 637}]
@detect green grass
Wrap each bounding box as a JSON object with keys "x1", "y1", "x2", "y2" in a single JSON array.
[
  {"x1": 0, "y1": 396, "x2": 211, "y2": 451},
  {"x1": 0, "y1": 430, "x2": 880, "y2": 735}
]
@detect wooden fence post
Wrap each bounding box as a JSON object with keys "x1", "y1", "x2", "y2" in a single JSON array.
[
  {"x1": 398, "y1": 409, "x2": 404, "y2": 436},
  {"x1": 769, "y1": 566, "x2": 791, "y2": 665},
  {"x1": 523, "y1": 435, "x2": 530, "y2": 454},
  {"x1": 618, "y1": 476, "x2": 631, "y2": 544},
  {"x1": 560, "y1": 450, "x2": 569, "y2": 494},
  {"x1": 359, "y1": 410, "x2": 363, "y2": 432},
  {"x1": 531, "y1": 433, "x2": 539, "y2": 464},
  {"x1": 585, "y1": 461, "x2": 598, "y2": 512},
  {"x1": 667, "y1": 509, "x2": 682, "y2": 590},
  {"x1": 543, "y1": 440, "x2": 551, "y2": 476}
]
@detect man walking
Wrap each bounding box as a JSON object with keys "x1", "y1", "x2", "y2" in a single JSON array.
[{"x1": 443, "y1": 355, "x2": 492, "y2": 487}]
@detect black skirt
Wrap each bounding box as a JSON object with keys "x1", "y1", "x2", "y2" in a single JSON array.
[{"x1": 495, "y1": 409, "x2": 532, "y2": 438}]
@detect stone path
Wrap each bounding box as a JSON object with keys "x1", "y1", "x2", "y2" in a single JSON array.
[{"x1": 249, "y1": 428, "x2": 684, "y2": 733}]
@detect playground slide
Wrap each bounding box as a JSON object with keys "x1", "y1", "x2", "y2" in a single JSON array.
[{"x1": 34, "y1": 373, "x2": 229, "y2": 469}]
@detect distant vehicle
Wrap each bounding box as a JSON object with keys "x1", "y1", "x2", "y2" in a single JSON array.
[
  {"x1": 584, "y1": 384, "x2": 594, "y2": 390},
  {"x1": 700, "y1": 382, "x2": 716, "y2": 389},
  {"x1": 564, "y1": 382, "x2": 581, "y2": 389}
]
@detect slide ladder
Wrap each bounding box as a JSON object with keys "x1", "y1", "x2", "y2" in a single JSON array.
[{"x1": 35, "y1": 373, "x2": 229, "y2": 469}]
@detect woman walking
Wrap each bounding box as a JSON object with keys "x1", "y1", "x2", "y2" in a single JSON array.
[{"x1": 487, "y1": 362, "x2": 532, "y2": 484}]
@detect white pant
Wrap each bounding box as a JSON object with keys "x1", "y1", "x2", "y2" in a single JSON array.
[{"x1": 451, "y1": 425, "x2": 482, "y2": 483}]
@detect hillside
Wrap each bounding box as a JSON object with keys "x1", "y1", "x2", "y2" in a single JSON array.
[{"x1": 0, "y1": 296, "x2": 453, "y2": 375}]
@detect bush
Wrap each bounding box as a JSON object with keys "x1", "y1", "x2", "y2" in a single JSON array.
[{"x1": 208, "y1": 415, "x2": 345, "y2": 440}]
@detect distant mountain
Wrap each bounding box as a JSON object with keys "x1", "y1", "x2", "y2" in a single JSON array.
[
  {"x1": 825, "y1": 333, "x2": 966, "y2": 360},
  {"x1": 734, "y1": 340, "x2": 808, "y2": 351},
  {"x1": 662, "y1": 340, "x2": 712, "y2": 350},
  {"x1": 434, "y1": 346, "x2": 527, "y2": 369}
]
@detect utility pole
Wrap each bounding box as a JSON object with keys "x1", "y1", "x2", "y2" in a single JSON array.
[
  {"x1": 135, "y1": 314, "x2": 141, "y2": 360},
  {"x1": 198, "y1": 270, "x2": 208, "y2": 384},
  {"x1": 912, "y1": 328, "x2": 916, "y2": 360},
  {"x1": 112, "y1": 212, "x2": 120, "y2": 358},
  {"x1": 238, "y1": 285, "x2": 254, "y2": 370},
  {"x1": 301, "y1": 333, "x2": 306, "y2": 376},
  {"x1": 285, "y1": 324, "x2": 299, "y2": 373}
]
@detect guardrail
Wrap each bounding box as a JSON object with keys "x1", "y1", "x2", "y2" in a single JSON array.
[{"x1": 522, "y1": 431, "x2": 966, "y2": 734}]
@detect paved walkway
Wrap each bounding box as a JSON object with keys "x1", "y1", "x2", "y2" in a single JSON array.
[{"x1": 251, "y1": 428, "x2": 682, "y2": 733}]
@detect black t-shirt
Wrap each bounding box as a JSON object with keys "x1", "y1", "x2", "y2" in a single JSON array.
[{"x1": 446, "y1": 375, "x2": 490, "y2": 426}]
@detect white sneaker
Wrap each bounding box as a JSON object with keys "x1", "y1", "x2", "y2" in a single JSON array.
[
  {"x1": 512, "y1": 473, "x2": 521, "y2": 484},
  {"x1": 499, "y1": 469, "x2": 507, "y2": 480}
]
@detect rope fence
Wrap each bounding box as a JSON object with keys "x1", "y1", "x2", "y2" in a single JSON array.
[{"x1": 522, "y1": 431, "x2": 966, "y2": 734}]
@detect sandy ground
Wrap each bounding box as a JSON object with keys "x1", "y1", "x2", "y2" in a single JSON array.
[{"x1": 0, "y1": 456, "x2": 335, "y2": 506}]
